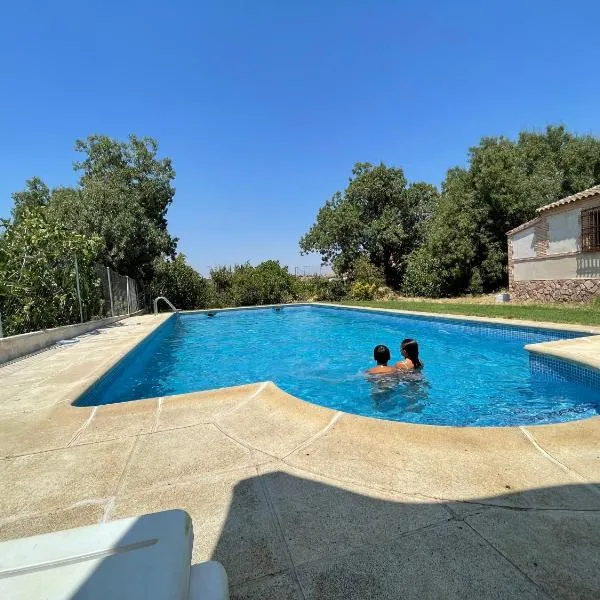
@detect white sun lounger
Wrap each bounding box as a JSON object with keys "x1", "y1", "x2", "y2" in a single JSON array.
[{"x1": 0, "y1": 509, "x2": 228, "y2": 600}]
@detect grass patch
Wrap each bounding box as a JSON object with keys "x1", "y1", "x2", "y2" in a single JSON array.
[{"x1": 337, "y1": 299, "x2": 600, "y2": 327}]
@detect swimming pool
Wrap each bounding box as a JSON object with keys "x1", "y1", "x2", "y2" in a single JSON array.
[{"x1": 76, "y1": 305, "x2": 600, "y2": 426}]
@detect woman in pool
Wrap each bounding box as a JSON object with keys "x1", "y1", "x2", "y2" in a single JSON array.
[
  {"x1": 395, "y1": 338, "x2": 423, "y2": 371},
  {"x1": 366, "y1": 344, "x2": 398, "y2": 375}
]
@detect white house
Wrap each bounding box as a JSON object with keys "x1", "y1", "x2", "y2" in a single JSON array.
[{"x1": 506, "y1": 185, "x2": 600, "y2": 302}]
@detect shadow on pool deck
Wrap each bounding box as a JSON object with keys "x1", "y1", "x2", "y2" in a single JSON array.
[
  {"x1": 210, "y1": 472, "x2": 600, "y2": 600},
  {"x1": 46, "y1": 472, "x2": 599, "y2": 599}
]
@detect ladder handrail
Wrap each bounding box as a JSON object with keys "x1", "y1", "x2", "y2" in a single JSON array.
[{"x1": 153, "y1": 296, "x2": 178, "y2": 314}]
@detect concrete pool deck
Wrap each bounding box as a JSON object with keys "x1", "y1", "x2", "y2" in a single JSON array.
[{"x1": 0, "y1": 311, "x2": 599, "y2": 599}]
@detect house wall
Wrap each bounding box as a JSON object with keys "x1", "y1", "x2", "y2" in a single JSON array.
[
  {"x1": 507, "y1": 194, "x2": 600, "y2": 302},
  {"x1": 511, "y1": 227, "x2": 536, "y2": 259},
  {"x1": 513, "y1": 252, "x2": 600, "y2": 281}
]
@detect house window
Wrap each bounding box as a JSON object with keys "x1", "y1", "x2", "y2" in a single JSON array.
[{"x1": 581, "y1": 206, "x2": 600, "y2": 252}]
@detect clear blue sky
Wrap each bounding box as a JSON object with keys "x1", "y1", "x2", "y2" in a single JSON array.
[{"x1": 1, "y1": 1, "x2": 599, "y2": 274}]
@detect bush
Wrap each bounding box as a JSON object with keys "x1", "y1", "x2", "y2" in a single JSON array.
[
  {"x1": 0, "y1": 207, "x2": 103, "y2": 335},
  {"x1": 208, "y1": 266, "x2": 234, "y2": 307},
  {"x1": 325, "y1": 278, "x2": 348, "y2": 301},
  {"x1": 294, "y1": 276, "x2": 348, "y2": 302},
  {"x1": 350, "y1": 281, "x2": 377, "y2": 300},
  {"x1": 350, "y1": 256, "x2": 385, "y2": 287},
  {"x1": 150, "y1": 254, "x2": 211, "y2": 310},
  {"x1": 468, "y1": 268, "x2": 484, "y2": 295},
  {"x1": 209, "y1": 260, "x2": 296, "y2": 307},
  {"x1": 401, "y1": 247, "x2": 444, "y2": 297},
  {"x1": 252, "y1": 260, "x2": 296, "y2": 304}
]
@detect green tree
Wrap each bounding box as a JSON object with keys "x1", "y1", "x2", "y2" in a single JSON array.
[
  {"x1": 0, "y1": 207, "x2": 102, "y2": 336},
  {"x1": 405, "y1": 126, "x2": 600, "y2": 297},
  {"x1": 252, "y1": 260, "x2": 296, "y2": 304},
  {"x1": 150, "y1": 254, "x2": 210, "y2": 310},
  {"x1": 49, "y1": 134, "x2": 177, "y2": 282},
  {"x1": 208, "y1": 266, "x2": 235, "y2": 307},
  {"x1": 11, "y1": 177, "x2": 51, "y2": 223},
  {"x1": 300, "y1": 163, "x2": 438, "y2": 286}
]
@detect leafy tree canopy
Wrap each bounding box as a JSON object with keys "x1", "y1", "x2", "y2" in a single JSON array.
[
  {"x1": 299, "y1": 162, "x2": 438, "y2": 287},
  {"x1": 404, "y1": 125, "x2": 600, "y2": 296},
  {"x1": 12, "y1": 135, "x2": 178, "y2": 284},
  {"x1": 11, "y1": 177, "x2": 51, "y2": 223},
  {"x1": 0, "y1": 206, "x2": 102, "y2": 335}
]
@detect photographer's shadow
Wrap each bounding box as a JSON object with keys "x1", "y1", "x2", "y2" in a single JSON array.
[{"x1": 212, "y1": 469, "x2": 600, "y2": 600}]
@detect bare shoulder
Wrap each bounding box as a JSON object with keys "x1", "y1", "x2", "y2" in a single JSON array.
[{"x1": 367, "y1": 366, "x2": 397, "y2": 375}]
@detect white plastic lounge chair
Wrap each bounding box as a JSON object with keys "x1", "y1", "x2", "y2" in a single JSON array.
[{"x1": 0, "y1": 509, "x2": 228, "y2": 600}]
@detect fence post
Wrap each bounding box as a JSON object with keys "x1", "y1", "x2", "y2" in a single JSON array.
[
  {"x1": 126, "y1": 276, "x2": 131, "y2": 315},
  {"x1": 106, "y1": 267, "x2": 115, "y2": 317},
  {"x1": 74, "y1": 255, "x2": 84, "y2": 323}
]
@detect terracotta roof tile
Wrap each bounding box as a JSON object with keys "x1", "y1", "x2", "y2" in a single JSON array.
[
  {"x1": 506, "y1": 216, "x2": 540, "y2": 236},
  {"x1": 536, "y1": 185, "x2": 600, "y2": 213}
]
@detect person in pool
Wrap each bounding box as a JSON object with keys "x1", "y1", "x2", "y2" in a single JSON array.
[
  {"x1": 395, "y1": 338, "x2": 423, "y2": 371},
  {"x1": 366, "y1": 344, "x2": 398, "y2": 375}
]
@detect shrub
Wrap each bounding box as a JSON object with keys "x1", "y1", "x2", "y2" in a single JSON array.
[
  {"x1": 325, "y1": 278, "x2": 348, "y2": 301},
  {"x1": 150, "y1": 254, "x2": 211, "y2": 310},
  {"x1": 209, "y1": 261, "x2": 296, "y2": 307},
  {"x1": 252, "y1": 260, "x2": 296, "y2": 304},
  {"x1": 350, "y1": 281, "x2": 377, "y2": 300},
  {"x1": 350, "y1": 256, "x2": 385, "y2": 287},
  {"x1": 294, "y1": 276, "x2": 348, "y2": 302},
  {"x1": 0, "y1": 207, "x2": 103, "y2": 335},
  {"x1": 401, "y1": 247, "x2": 444, "y2": 297}
]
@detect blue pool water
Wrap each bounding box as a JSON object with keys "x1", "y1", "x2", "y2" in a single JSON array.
[{"x1": 76, "y1": 306, "x2": 600, "y2": 426}]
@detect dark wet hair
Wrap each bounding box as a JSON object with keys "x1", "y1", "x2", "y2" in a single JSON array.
[
  {"x1": 401, "y1": 338, "x2": 422, "y2": 369},
  {"x1": 373, "y1": 344, "x2": 391, "y2": 365}
]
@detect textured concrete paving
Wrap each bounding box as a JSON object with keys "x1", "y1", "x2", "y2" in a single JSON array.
[{"x1": 0, "y1": 313, "x2": 599, "y2": 599}]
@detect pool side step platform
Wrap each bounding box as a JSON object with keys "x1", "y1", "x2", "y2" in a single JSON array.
[{"x1": 0, "y1": 509, "x2": 229, "y2": 600}]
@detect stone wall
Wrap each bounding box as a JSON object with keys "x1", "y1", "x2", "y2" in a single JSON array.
[{"x1": 510, "y1": 278, "x2": 600, "y2": 303}]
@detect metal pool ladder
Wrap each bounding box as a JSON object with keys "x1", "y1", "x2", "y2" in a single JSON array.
[{"x1": 153, "y1": 296, "x2": 178, "y2": 314}]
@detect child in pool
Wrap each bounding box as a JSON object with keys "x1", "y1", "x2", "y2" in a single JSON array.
[
  {"x1": 366, "y1": 345, "x2": 398, "y2": 375},
  {"x1": 395, "y1": 338, "x2": 423, "y2": 371}
]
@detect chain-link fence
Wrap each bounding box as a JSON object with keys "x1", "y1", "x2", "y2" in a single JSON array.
[
  {"x1": 293, "y1": 265, "x2": 335, "y2": 278},
  {"x1": 0, "y1": 257, "x2": 144, "y2": 338},
  {"x1": 93, "y1": 264, "x2": 142, "y2": 318}
]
